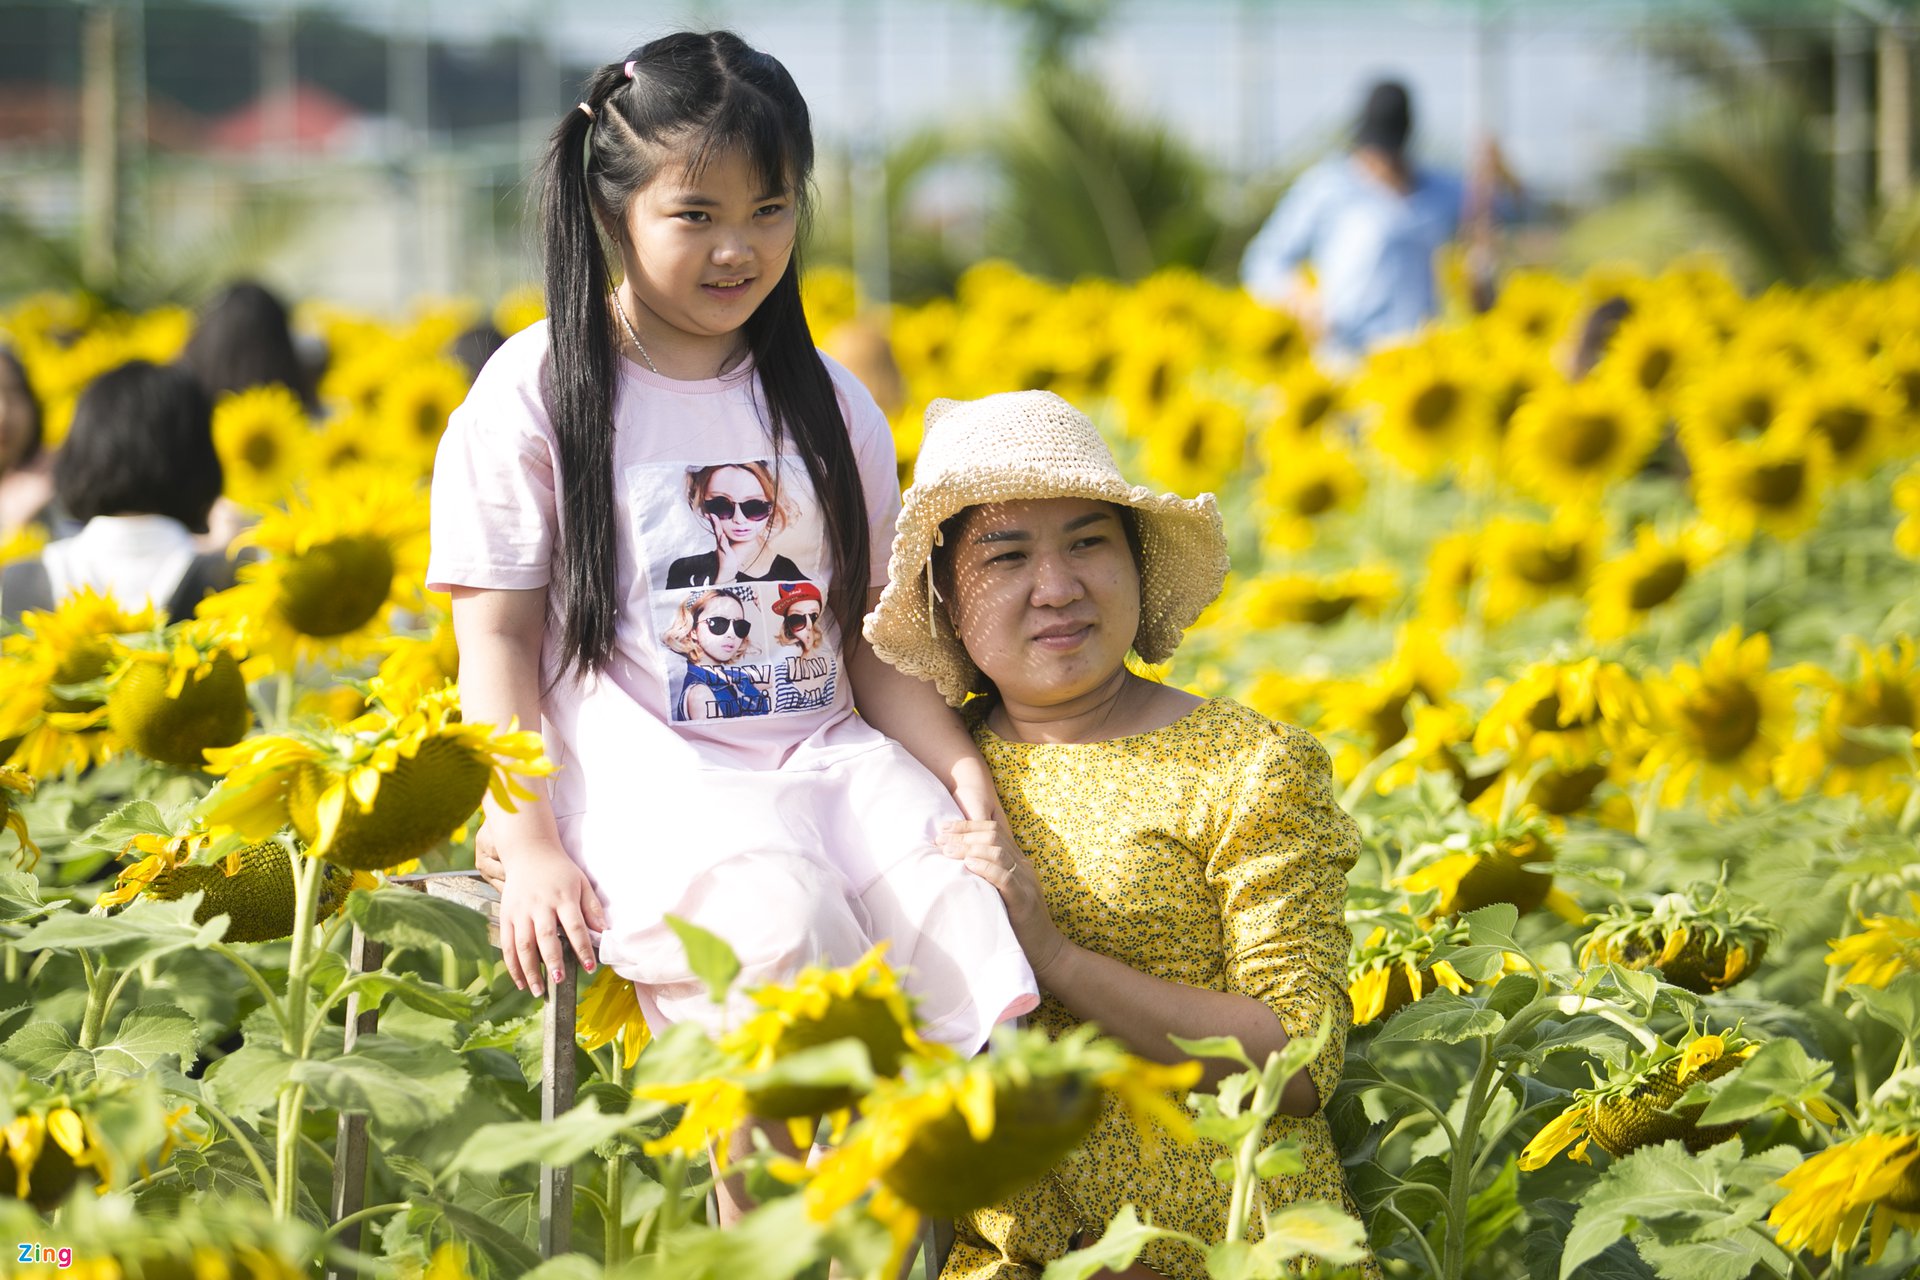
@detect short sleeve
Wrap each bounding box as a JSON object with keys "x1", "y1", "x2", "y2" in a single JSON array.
[
  {"x1": 823, "y1": 354, "x2": 903, "y2": 589},
  {"x1": 426, "y1": 339, "x2": 560, "y2": 594},
  {"x1": 1205, "y1": 721, "x2": 1360, "y2": 1107}
]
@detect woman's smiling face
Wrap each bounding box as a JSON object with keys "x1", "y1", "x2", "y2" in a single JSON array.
[
  {"x1": 942, "y1": 497, "x2": 1141, "y2": 709},
  {"x1": 700, "y1": 465, "x2": 773, "y2": 546},
  {"x1": 694, "y1": 593, "x2": 749, "y2": 663}
]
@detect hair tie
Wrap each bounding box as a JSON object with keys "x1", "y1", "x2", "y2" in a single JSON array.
[
  {"x1": 576, "y1": 102, "x2": 593, "y2": 120},
  {"x1": 623, "y1": 59, "x2": 637, "y2": 80}
]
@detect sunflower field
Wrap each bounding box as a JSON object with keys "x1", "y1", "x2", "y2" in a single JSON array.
[{"x1": 0, "y1": 255, "x2": 1916, "y2": 1280}]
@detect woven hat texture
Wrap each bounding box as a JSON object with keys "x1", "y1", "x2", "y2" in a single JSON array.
[{"x1": 864, "y1": 390, "x2": 1230, "y2": 707}]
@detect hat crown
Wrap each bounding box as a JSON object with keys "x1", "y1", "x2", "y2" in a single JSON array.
[{"x1": 917, "y1": 390, "x2": 1128, "y2": 495}]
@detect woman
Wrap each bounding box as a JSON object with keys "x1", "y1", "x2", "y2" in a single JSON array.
[
  {"x1": 661, "y1": 586, "x2": 769, "y2": 722},
  {"x1": 771, "y1": 580, "x2": 835, "y2": 713},
  {"x1": 866, "y1": 390, "x2": 1373, "y2": 1279},
  {"x1": 664, "y1": 460, "x2": 808, "y2": 588},
  {"x1": 0, "y1": 361, "x2": 238, "y2": 621}
]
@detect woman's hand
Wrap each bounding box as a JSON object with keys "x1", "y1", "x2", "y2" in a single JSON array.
[
  {"x1": 936, "y1": 818, "x2": 1070, "y2": 980},
  {"x1": 496, "y1": 838, "x2": 608, "y2": 998},
  {"x1": 710, "y1": 515, "x2": 742, "y2": 582}
]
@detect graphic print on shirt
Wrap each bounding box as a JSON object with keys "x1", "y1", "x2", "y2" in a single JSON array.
[{"x1": 631, "y1": 457, "x2": 838, "y2": 725}]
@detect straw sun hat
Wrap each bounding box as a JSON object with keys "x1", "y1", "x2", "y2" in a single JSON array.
[{"x1": 864, "y1": 390, "x2": 1231, "y2": 707}]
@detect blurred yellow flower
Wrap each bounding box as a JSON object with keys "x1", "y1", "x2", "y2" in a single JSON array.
[
  {"x1": 1584, "y1": 523, "x2": 1718, "y2": 642},
  {"x1": 1504, "y1": 374, "x2": 1661, "y2": 503},
  {"x1": 212, "y1": 384, "x2": 313, "y2": 509},
  {"x1": 1360, "y1": 340, "x2": 1489, "y2": 479},
  {"x1": 1638, "y1": 627, "x2": 1797, "y2": 805},
  {"x1": 1478, "y1": 513, "x2": 1605, "y2": 624},
  {"x1": 1826, "y1": 895, "x2": 1920, "y2": 990},
  {"x1": 1691, "y1": 429, "x2": 1832, "y2": 543}
]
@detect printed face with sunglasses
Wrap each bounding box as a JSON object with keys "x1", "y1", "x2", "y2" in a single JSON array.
[
  {"x1": 700, "y1": 465, "x2": 778, "y2": 549},
  {"x1": 692, "y1": 595, "x2": 751, "y2": 664}
]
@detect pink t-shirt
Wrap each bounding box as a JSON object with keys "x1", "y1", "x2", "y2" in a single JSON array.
[{"x1": 426, "y1": 323, "x2": 902, "y2": 824}]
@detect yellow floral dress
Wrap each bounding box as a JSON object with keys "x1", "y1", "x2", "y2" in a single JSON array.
[{"x1": 944, "y1": 698, "x2": 1376, "y2": 1280}]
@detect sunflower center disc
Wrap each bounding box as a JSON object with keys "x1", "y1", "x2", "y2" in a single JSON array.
[
  {"x1": 1513, "y1": 541, "x2": 1581, "y2": 586},
  {"x1": 1826, "y1": 685, "x2": 1916, "y2": 767},
  {"x1": 1562, "y1": 412, "x2": 1619, "y2": 467},
  {"x1": 1411, "y1": 383, "x2": 1460, "y2": 431},
  {"x1": 1690, "y1": 682, "x2": 1762, "y2": 761},
  {"x1": 277, "y1": 536, "x2": 397, "y2": 637},
  {"x1": 1815, "y1": 407, "x2": 1869, "y2": 455},
  {"x1": 1742, "y1": 459, "x2": 1806, "y2": 507},
  {"x1": 1294, "y1": 479, "x2": 1337, "y2": 516},
  {"x1": 1628, "y1": 558, "x2": 1689, "y2": 609}
]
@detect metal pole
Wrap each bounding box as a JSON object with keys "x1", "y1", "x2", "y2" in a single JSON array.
[
  {"x1": 79, "y1": 1, "x2": 122, "y2": 291},
  {"x1": 1879, "y1": 15, "x2": 1914, "y2": 204},
  {"x1": 1834, "y1": 9, "x2": 1871, "y2": 242},
  {"x1": 262, "y1": 0, "x2": 297, "y2": 161}
]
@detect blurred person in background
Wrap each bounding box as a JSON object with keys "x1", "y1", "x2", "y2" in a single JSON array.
[
  {"x1": 452, "y1": 321, "x2": 507, "y2": 380},
  {"x1": 178, "y1": 280, "x2": 319, "y2": 410},
  {"x1": 0, "y1": 348, "x2": 53, "y2": 537},
  {"x1": 0, "y1": 361, "x2": 240, "y2": 621},
  {"x1": 1241, "y1": 78, "x2": 1518, "y2": 363}
]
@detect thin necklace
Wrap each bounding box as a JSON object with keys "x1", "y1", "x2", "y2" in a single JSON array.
[{"x1": 611, "y1": 290, "x2": 659, "y2": 374}]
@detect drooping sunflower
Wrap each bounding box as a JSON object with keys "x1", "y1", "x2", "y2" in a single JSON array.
[
  {"x1": 1347, "y1": 919, "x2": 1473, "y2": 1025},
  {"x1": 1503, "y1": 374, "x2": 1662, "y2": 504},
  {"x1": 1478, "y1": 513, "x2": 1607, "y2": 625},
  {"x1": 211, "y1": 384, "x2": 313, "y2": 509},
  {"x1": 195, "y1": 470, "x2": 430, "y2": 672},
  {"x1": 4, "y1": 1099, "x2": 113, "y2": 1210},
  {"x1": 98, "y1": 827, "x2": 368, "y2": 943},
  {"x1": 0, "y1": 590, "x2": 160, "y2": 776},
  {"x1": 1774, "y1": 638, "x2": 1920, "y2": 806},
  {"x1": 1826, "y1": 894, "x2": 1920, "y2": 990},
  {"x1": 1236, "y1": 565, "x2": 1398, "y2": 629},
  {"x1": 102, "y1": 619, "x2": 261, "y2": 769},
  {"x1": 800, "y1": 1024, "x2": 1199, "y2": 1270},
  {"x1": 1136, "y1": 390, "x2": 1248, "y2": 496},
  {"x1": 1674, "y1": 354, "x2": 1797, "y2": 459},
  {"x1": 201, "y1": 684, "x2": 553, "y2": 872},
  {"x1": 1397, "y1": 817, "x2": 1580, "y2": 921},
  {"x1": 0, "y1": 767, "x2": 38, "y2": 865},
  {"x1": 1256, "y1": 437, "x2": 1365, "y2": 552},
  {"x1": 1360, "y1": 340, "x2": 1490, "y2": 479},
  {"x1": 373, "y1": 356, "x2": 473, "y2": 474},
  {"x1": 1317, "y1": 624, "x2": 1461, "y2": 775},
  {"x1": 575, "y1": 965, "x2": 653, "y2": 1070},
  {"x1": 1472, "y1": 656, "x2": 1640, "y2": 769},
  {"x1": 1518, "y1": 1027, "x2": 1760, "y2": 1170},
  {"x1": 1775, "y1": 363, "x2": 1901, "y2": 480},
  {"x1": 1767, "y1": 1101, "x2": 1920, "y2": 1264},
  {"x1": 1637, "y1": 627, "x2": 1798, "y2": 806},
  {"x1": 1691, "y1": 427, "x2": 1833, "y2": 544},
  {"x1": 1584, "y1": 523, "x2": 1720, "y2": 642},
  {"x1": 1580, "y1": 878, "x2": 1776, "y2": 994}
]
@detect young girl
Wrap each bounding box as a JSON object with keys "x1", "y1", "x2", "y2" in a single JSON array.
[
  {"x1": 428, "y1": 33, "x2": 1036, "y2": 1065},
  {"x1": 664, "y1": 460, "x2": 806, "y2": 588},
  {"x1": 661, "y1": 585, "x2": 769, "y2": 721}
]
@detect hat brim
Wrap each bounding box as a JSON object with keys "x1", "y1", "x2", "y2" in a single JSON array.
[{"x1": 864, "y1": 469, "x2": 1230, "y2": 707}]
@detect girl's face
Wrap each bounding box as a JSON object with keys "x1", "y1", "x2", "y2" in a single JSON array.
[
  {"x1": 700, "y1": 466, "x2": 773, "y2": 547},
  {"x1": 618, "y1": 147, "x2": 796, "y2": 353},
  {"x1": 781, "y1": 599, "x2": 823, "y2": 650},
  {"x1": 693, "y1": 594, "x2": 749, "y2": 664},
  {"x1": 943, "y1": 498, "x2": 1141, "y2": 711}
]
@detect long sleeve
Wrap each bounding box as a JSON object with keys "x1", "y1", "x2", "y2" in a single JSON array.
[
  {"x1": 1205, "y1": 721, "x2": 1360, "y2": 1107},
  {"x1": 1240, "y1": 169, "x2": 1328, "y2": 304}
]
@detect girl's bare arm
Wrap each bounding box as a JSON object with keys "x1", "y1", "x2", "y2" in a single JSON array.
[{"x1": 450, "y1": 585, "x2": 607, "y2": 997}]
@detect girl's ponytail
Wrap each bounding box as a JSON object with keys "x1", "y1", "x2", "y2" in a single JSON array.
[{"x1": 538, "y1": 70, "x2": 625, "y2": 677}]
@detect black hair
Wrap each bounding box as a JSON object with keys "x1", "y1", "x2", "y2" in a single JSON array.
[
  {"x1": 1354, "y1": 79, "x2": 1413, "y2": 158},
  {"x1": 539, "y1": 30, "x2": 864, "y2": 677},
  {"x1": 1569, "y1": 296, "x2": 1634, "y2": 380},
  {"x1": 179, "y1": 281, "x2": 317, "y2": 409},
  {"x1": 452, "y1": 321, "x2": 507, "y2": 379},
  {"x1": 55, "y1": 360, "x2": 223, "y2": 533},
  {"x1": 0, "y1": 347, "x2": 43, "y2": 466}
]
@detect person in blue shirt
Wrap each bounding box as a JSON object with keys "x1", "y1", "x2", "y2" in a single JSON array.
[{"x1": 1242, "y1": 79, "x2": 1508, "y2": 363}]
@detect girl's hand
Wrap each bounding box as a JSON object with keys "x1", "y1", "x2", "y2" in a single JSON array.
[
  {"x1": 497, "y1": 840, "x2": 609, "y2": 997},
  {"x1": 936, "y1": 818, "x2": 1069, "y2": 979},
  {"x1": 710, "y1": 515, "x2": 742, "y2": 581}
]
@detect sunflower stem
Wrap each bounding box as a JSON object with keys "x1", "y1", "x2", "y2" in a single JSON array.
[
  {"x1": 274, "y1": 671, "x2": 297, "y2": 729},
  {"x1": 77, "y1": 954, "x2": 113, "y2": 1051},
  {"x1": 1381, "y1": 1199, "x2": 1445, "y2": 1280},
  {"x1": 273, "y1": 849, "x2": 328, "y2": 1220},
  {"x1": 320, "y1": 1201, "x2": 411, "y2": 1244},
  {"x1": 605, "y1": 1153, "x2": 626, "y2": 1265},
  {"x1": 1442, "y1": 1040, "x2": 1498, "y2": 1280},
  {"x1": 1720, "y1": 546, "x2": 1749, "y2": 629},
  {"x1": 194, "y1": 1094, "x2": 276, "y2": 1199},
  {"x1": 1341, "y1": 736, "x2": 1420, "y2": 812},
  {"x1": 1224, "y1": 1049, "x2": 1291, "y2": 1244},
  {"x1": 211, "y1": 943, "x2": 289, "y2": 1038}
]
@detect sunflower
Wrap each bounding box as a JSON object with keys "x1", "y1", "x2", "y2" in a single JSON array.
[
  {"x1": 1776, "y1": 363, "x2": 1901, "y2": 479},
  {"x1": 4, "y1": 1102, "x2": 112, "y2": 1209},
  {"x1": 1347, "y1": 920, "x2": 1473, "y2": 1025},
  {"x1": 801, "y1": 1025, "x2": 1199, "y2": 1271},
  {"x1": 1504, "y1": 374, "x2": 1662, "y2": 504},
  {"x1": 211, "y1": 385, "x2": 313, "y2": 509},
  {"x1": 1637, "y1": 627, "x2": 1798, "y2": 806},
  {"x1": 1692, "y1": 427, "x2": 1833, "y2": 544},
  {"x1": 1584, "y1": 524, "x2": 1719, "y2": 641},
  {"x1": 103, "y1": 619, "x2": 261, "y2": 769},
  {"x1": 1518, "y1": 1028, "x2": 1759, "y2": 1170},
  {"x1": 0, "y1": 766, "x2": 38, "y2": 865},
  {"x1": 373, "y1": 356, "x2": 472, "y2": 473},
  {"x1": 1317, "y1": 624, "x2": 1461, "y2": 773},
  {"x1": 1136, "y1": 390, "x2": 1248, "y2": 496},
  {"x1": 1236, "y1": 565, "x2": 1397, "y2": 629},
  {"x1": 1674, "y1": 355, "x2": 1796, "y2": 459},
  {"x1": 375, "y1": 612, "x2": 460, "y2": 706},
  {"x1": 1473, "y1": 338, "x2": 1556, "y2": 460},
  {"x1": 1775, "y1": 638, "x2": 1920, "y2": 806},
  {"x1": 493, "y1": 285, "x2": 546, "y2": 338},
  {"x1": 1897, "y1": 466, "x2": 1920, "y2": 559},
  {"x1": 1826, "y1": 894, "x2": 1920, "y2": 989},
  {"x1": 801, "y1": 266, "x2": 861, "y2": 336},
  {"x1": 1472, "y1": 656, "x2": 1639, "y2": 769},
  {"x1": 1223, "y1": 298, "x2": 1311, "y2": 382},
  {"x1": 1580, "y1": 878, "x2": 1776, "y2": 994},
  {"x1": 309, "y1": 411, "x2": 396, "y2": 477},
  {"x1": 575, "y1": 966, "x2": 652, "y2": 1070},
  {"x1": 1483, "y1": 270, "x2": 1579, "y2": 351},
  {"x1": 0, "y1": 523, "x2": 48, "y2": 569},
  {"x1": 1478, "y1": 513, "x2": 1606, "y2": 625},
  {"x1": 1360, "y1": 340, "x2": 1489, "y2": 479},
  {"x1": 1872, "y1": 334, "x2": 1920, "y2": 427},
  {"x1": 98, "y1": 829, "x2": 369, "y2": 943},
  {"x1": 1397, "y1": 818, "x2": 1580, "y2": 920},
  {"x1": 1594, "y1": 305, "x2": 1711, "y2": 411},
  {"x1": 1106, "y1": 320, "x2": 1199, "y2": 431},
  {"x1": 195, "y1": 469, "x2": 430, "y2": 672},
  {"x1": 1417, "y1": 531, "x2": 1478, "y2": 626},
  {"x1": 1256, "y1": 437, "x2": 1365, "y2": 552},
  {"x1": 1265, "y1": 360, "x2": 1348, "y2": 438},
  {"x1": 200, "y1": 684, "x2": 553, "y2": 872},
  {"x1": 0, "y1": 590, "x2": 160, "y2": 776},
  {"x1": 1767, "y1": 1119, "x2": 1920, "y2": 1263},
  {"x1": 1723, "y1": 291, "x2": 1831, "y2": 373}
]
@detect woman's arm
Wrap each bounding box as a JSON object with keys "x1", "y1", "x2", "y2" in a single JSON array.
[
  {"x1": 451, "y1": 585, "x2": 607, "y2": 998},
  {"x1": 846, "y1": 586, "x2": 1002, "y2": 825},
  {"x1": 936, "y1": 819, "x2": 1316, "y2": 1108}
]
